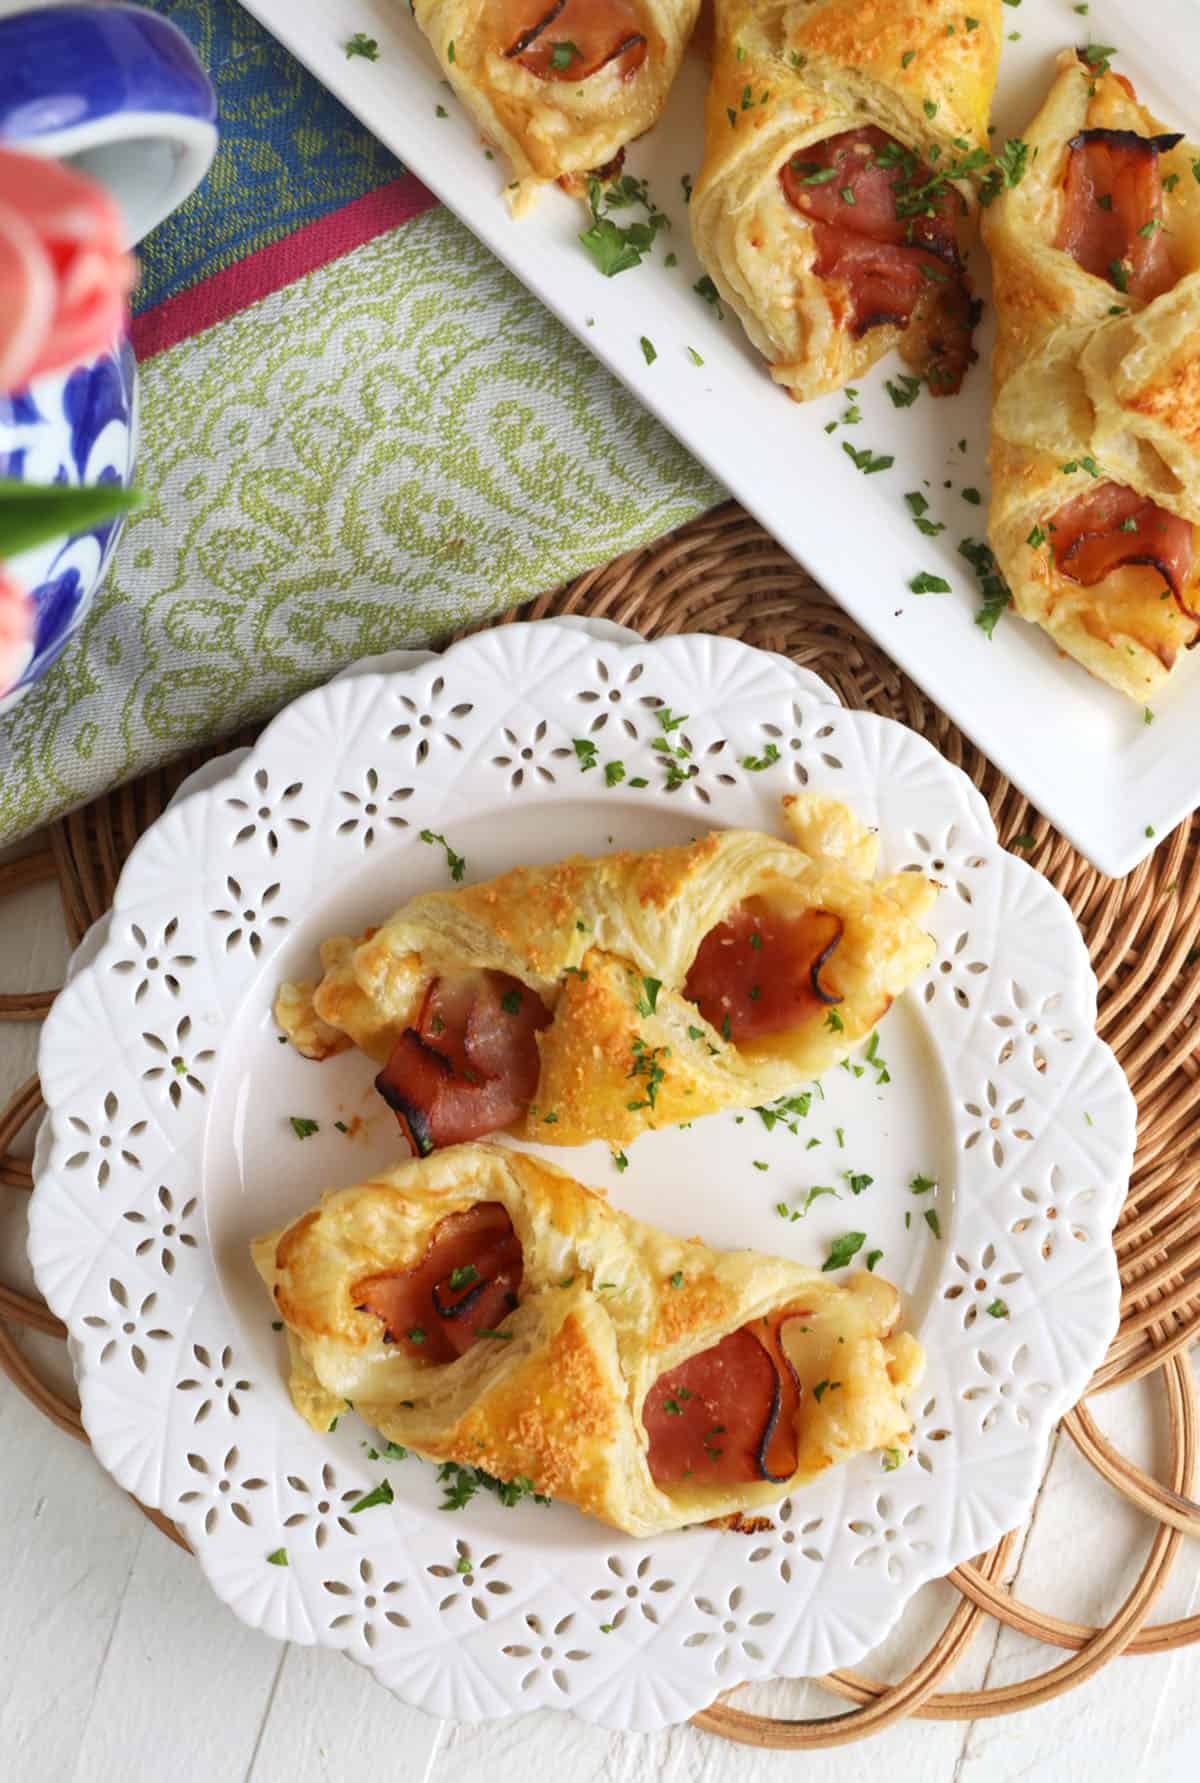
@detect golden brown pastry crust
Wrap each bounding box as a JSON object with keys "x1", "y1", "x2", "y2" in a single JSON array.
[
  {"x1": 413, "y1": 0, "x2": 700, "y2": 205},
  {"x1": 689, "y1": 0, "x2": 1002, "y2": 399},
  {"x1": 276, "y1": 792, "x2": 938, "y2": 1145},
  {"x1": 982, "y1": 52, "x2": 1200, "y2": 698},
  {"x1": 253, "y1": 1144, "x2": 923, "y2": 1535}
]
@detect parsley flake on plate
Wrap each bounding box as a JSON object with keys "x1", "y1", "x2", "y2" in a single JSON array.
[
  {"x1": 349, "y1": 1480, "x2": 395, "y2": 1514},
  {"x1": 419, "y1": 828, "x2": 466, "y2": 881},
  {"x1": 343, "y1": 32, "x2": 379, "y2": 60},
  {"x1": 289, "y1": 1116, "x2": 319, "y2": 1140},
  {"x1": 823, "y1": 1231, "x2": 866, "y2": 1271},
  {"x1": 909, "y1": 571, "x2": 951, "y2": 594}
]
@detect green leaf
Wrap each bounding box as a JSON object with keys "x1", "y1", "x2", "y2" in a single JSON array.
[
  {"x1": 349, "y1": 1479, "x2": 395, "y2": 1513},
  {"x1": 823, "y1": 1231, "x2": 866, "y2": 1271},
  {"x1": 0, "y1": 480, "x2": 139, "y2": 561},
  {"x1": 266, "y1": 1547, "x2": 288, "y2": 1565}
]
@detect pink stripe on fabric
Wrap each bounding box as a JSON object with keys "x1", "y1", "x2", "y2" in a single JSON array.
[{"x1": 130, "y1": 174, "x2": 439, "y2": 360}]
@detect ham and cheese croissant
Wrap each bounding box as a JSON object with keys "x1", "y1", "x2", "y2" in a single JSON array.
[
  {"x1": 689, "y1": 0, "x2": 1003, "y2": 400},
  {"x1": 277, "y1": 792, "x2": 937, "y2": 1150},
  {"x1": 253, "y1": 1144, "x2": 923, "y2": 1536},
  {"x1": 412, "y1": 0, "x2": 700, "y2": 205},
  {"x1": 982, "y1": 50, "x2": 1200, "y2": 699}
]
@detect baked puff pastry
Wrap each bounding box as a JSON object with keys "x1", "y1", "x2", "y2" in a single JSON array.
[
  {"x1": 252, "y1": 1144, "x2": 923, "y2": 1535},
  {"x1": 277, "y1": 792, "x2": 937, "y2": 1150},
  {"x1": 412, "y1": 0, "x2": 699, "y2": 205},
  {"x1": 690, "y1": 0, "x2": 1003, "y2": 400},
  {"x1": 982, "y1": 50, "x2": 1200, "y2": 699}
]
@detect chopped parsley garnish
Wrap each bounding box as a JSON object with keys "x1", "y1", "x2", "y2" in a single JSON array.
[
  {"x1": 640, "y1": 335, "x2": 657, "y2": 366},
  {"x1": 449, "y1": 1264, "x2": 479, "y2": 1290},
  {"x1": 1108, "y1": 259, "x2": 1130, "y2": 293},
  {"x1": 1027, "y1": 524, "x2": 1048, "y2": 549},
  {"x1": 637, "y1": 976, "x2": 662, "y2": 1016},
  {"x1": 906, "y1": 491, "x2": 945, "y2": 537},
  {"x1": 476, "y1": 1327, "x2": 515, "y2": 1340},
  {"x1": 694, "y1": 274, "x2": 724, "y2": 318},
  {"x1": 909, "y1": 571, "x2": 951, "y2": 594},
  {"x1": 613, "y1": 1149, "x2": 629, "y2": 1173},
  {"x1": 272, "y1": 1320, "x2": 283, "y2": 1331},
  {"x1": 813, "y1": 1379, "x2": 842, "y2": 1402},
  {"x1": 349, "y1": 1480, "x2": 394, "y2": 1513},
  {"x1": 843, "y1": 442, "x2": 895, "y2": 475},
  {"x1": 438, "y1": 1463, "x2": 549, "y2": 1512},
  {"x1": 344, "y1": 32, "x2": 380, "y2": 60},
  {"x1": 865, "y1": 1031, "x2": 890, "y2": 1084},
  {"x1": 987, "y1": 1299, "x2": 1009, "y2": 1318},
  {"x1": 670, "y1": 1270, "x2": 684, "y2": 1288},
  {"x1": 1012, "y1": 834, "x2": 1036, "y2": 850},
  {"x1": 886, "y1": 373, "x2": 924, "y2": 408},
  {"x1": 1144, "y1": 706, "x2": 1154, "y2": 725},
  {"x1": 825, "y1": 1007, "x2": 845, "y2": 1033},
  {"x1": 882, "y1": 1447, "x2": 903, "y2": 1471},
  {"x1": 267, "y1": 1548, "x2": 288, "y2": 1565},
  {"x1": 910, "y1": 1174, "x2": 937, "y2": 1195},
  {"x1": 573, "y1": 737, "x2": 599, "y2": 771},
  {"x1": 687, "y1": 1025, "x2": 705, "y2": 1042},
  {"x1": 605, "y1": 760, "x2": 626, "y2": 786},
  {"x1": 901, "y1": 49, "x2": 916, "y2": 68},
  {"x1": 549, "y1": 40, "x2": 579, "y2": 68},
  {"x1": 686, "y1": 345, "x2": 704, "y2": 366},
  {"x1": 961, "y1": 487, "x2": 982, "y2": 506},
  {"x1": 823, "y1": 1231, "x2": 866, "y2": 1271},
  {"x1": 627, "y1": 1036, "x2": 669, "y2": 1111},
  {"x1": 753, "y1": 1160, "x2": 769, "y2": 1171},
  {"x1": 501, "y1": 989, "x2": 523, "y2": 1015},
  {"x1": 435, "y1": 104, "x2": 448, "y2": 118},
  {"x1": 1082, "y1": 43, "x2": 1117, "y2": 73},
  {"x1": 923, "y1": 99, "x2": 938, "y2": 119},
  {"x1": 289, "y1": 1116, "x2": 319, "y2": 1140},
  {"x1": 844, "y1": 1170, "x2": 874, "y2": 1196},
  {"x1": 755, "y1": 1092, "x2": 813, "y2": 1134},
  {"x1": 408, "y1": 1326, "x2": 427, "y2": 1344},
  {"x1": 663, "y1": 1397, "x2": 682, "y2": 1416},
  {"x1": 978, "y1": 138, "x2": 1030, "y2": 206},
  {"x1": 866, "y1": 1249, "x2": 883, "y2": 1271},
  {"x1": 742, "y1": 742, "x2": 781, "y2": 771},
  {"x1": 579, "y1": 174, "x2": 669, "y2": 278},
  {"x1": 960, "y1": 537, "x2": 1013, "y2": 638},
  {"x1": 419, "y1": 828, "x2": 466, "y2": 880},
  {"x1": 924, "y1": 1208, "x2": 943, "y2": 1239}
]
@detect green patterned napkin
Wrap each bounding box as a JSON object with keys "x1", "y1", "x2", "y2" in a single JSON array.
[{"x1": 0, "y1": 104, "x2": 718, "y2": 844}]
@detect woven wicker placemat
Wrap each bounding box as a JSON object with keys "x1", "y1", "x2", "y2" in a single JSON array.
[{"x1": 3, "y1": 500, "x2": 1199, "y2": 1748}]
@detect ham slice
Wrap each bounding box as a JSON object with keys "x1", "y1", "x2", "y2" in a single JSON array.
[
  {"x1": 643, "y1": 1312, "x2": 805, "y2": 1487},
  {"x1": 779, "y1": 125, "x2": 974, "y2": 393},
  {"x1": 502, "y1": 0, "x2": 647, "y2": 81},
  {"x1": 1052, "y1": 481, "x2": 1197, "y2": 616},
  {"x1": 1056, "y1": 128, "x2": 1182, "y2": 303},
  {"x1": 375, "y1": 971, "x2": 551, "y2": 1151},
  {"x1": 683, "y1": 904, "x2": 843, "y2": 1044},
  {"x1": 353, "y1": 1202, "x2": 523, "y2": 1363}
]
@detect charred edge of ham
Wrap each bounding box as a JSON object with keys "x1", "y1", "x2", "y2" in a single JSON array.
[
  {"x1": 752, "y1": 1367, "x2": 786, "y2": 1482},
  {"x1": 853, "y1": 307, "x2": 912, "y2": 339},
  {"x1": 1066, "y1": 127, "x2": 1185, "y2": 159},
  {"x1": 374, "y1": 1029, "x2": 445, "y2": 1156},
  {"x1": 503, "y1": 0, "x2": 567, "y2": 58},
  {"x1": 811, "y1": 924, "x2": 844, "y2": 1005},
  {"x1": 595, "y1": 30, "x2": 647, "y2": 71},
  {"x1": 1059, "y1": 540, "x2": 1191, "y2": 605}
]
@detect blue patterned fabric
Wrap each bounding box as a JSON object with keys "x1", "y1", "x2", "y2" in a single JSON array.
[{"x1": 132, "y1": 0, "x2": 406, "y2": 314}]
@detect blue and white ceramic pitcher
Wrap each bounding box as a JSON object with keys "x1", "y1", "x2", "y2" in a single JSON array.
[{"x1": 0, "y1": 2, "x2": 216, "y2": 712}]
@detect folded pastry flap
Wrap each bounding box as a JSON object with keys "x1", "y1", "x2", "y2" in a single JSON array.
[
  {"x1": 412, "y1": 0, "x2": 700, "y2": 190},
  {"x1": 1084, "y1": 285, "x2": 1200, "y2": 512}
]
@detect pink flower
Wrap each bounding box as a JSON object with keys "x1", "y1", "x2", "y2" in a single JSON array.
[
  {"x1": 0, "y1": 148, "x2": 135, "y2": 395},
  {"x1": 0, "y1": 567, "x2": 34, "y2": 695}
]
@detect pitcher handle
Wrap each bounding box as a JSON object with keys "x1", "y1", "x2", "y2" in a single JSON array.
[{"x1": 0, "y1": 3, "x2": 217, "y2": 247}]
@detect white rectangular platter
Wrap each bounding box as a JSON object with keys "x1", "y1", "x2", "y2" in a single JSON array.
[{"x1": 238, "y1": 0, "x2": 1199, "y2": 876}]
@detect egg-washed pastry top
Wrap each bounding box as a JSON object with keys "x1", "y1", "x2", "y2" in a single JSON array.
[
  {"x1": 412, "y1": 0, "x2": 700, "y2": 206},
  {"x1": 276, "y1": 792, "x2": 938, "y2": 1150},
  {"x1": 689, "y1": 0, "x2": 1003, "y2": 401},
  {"x1": 982, "y1": 48, "x2": 1200, "y2": 699},
  {"x1": 253, "y1": 1144, "x2": 923, "y2": 1536}
]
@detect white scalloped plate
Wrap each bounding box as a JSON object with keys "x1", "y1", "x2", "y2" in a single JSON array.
[{"x1": 29, "y1": 623, "x2": 1135, "y2": 1730}]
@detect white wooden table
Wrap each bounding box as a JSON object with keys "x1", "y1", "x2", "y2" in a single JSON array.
[{"x1": 3, "y1": 839, "x2": 1198, "y2": 1783}]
